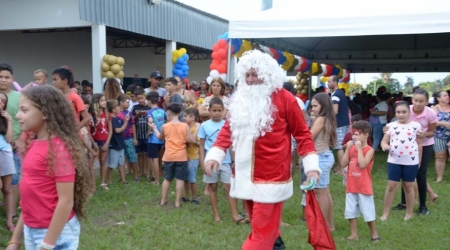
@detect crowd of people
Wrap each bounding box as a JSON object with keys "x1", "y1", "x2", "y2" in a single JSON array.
[{"x1": 0, "y1": 48, "x2": 448, "y2": 249}]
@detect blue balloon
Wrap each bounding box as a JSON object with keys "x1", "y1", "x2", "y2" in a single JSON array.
[
  {"x1": 175, "y1": 63, "x2": 182, "y2": 69},
  {"x1": 176, "y1": 69, "x2": 183, "y2": 76},
  {"x1": 172, "y1": 68, "x2": 178, "y2": 75},
  {"x1": 231, "y1": 39, "x2": 242, "y2": 55},
  {"x1": 277, "y1": 50, "x2": 286, "y2": 65},
  {"x1": 182, "y1": 54, "x2": 189, "y2": 61},
  {"x1": 301, "y1": 60, "x2": 311, "y2": 73},
  {"x1": 177, "y1": 58, "x2": 184, "y2": 64},
  {"x1": 223, "y1": 32, "x2": 229, "y2": 40},
  {"x1": 332, "y1": 65, "x2": 340, "y2": 76},
  {"x1": 181, "y1": 65, "x2": 189, "y2": 71}
]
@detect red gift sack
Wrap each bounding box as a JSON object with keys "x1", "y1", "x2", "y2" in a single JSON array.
[{"x1": 306, "y1": 191, "x2": 336, "y2": 250}]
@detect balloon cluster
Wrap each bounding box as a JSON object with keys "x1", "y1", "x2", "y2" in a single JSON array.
[
  {"x1": 172, "y1": 48, "x2": 190, "y2": 80},
  {"x1": 101, "y1": 55, "x2": 125, "y2": 79},
  {"x1": 208, "y1": 32, "x2": 231, "y2": 84},
  {"x1": 291, "y1": 72, "x2": 310, "y2": 103},
  {"x1": 234, "y1": 39, "x2": 253, "y2": 58},
  {"x1": 320, "y1": 77, "x2": 329, "y2": 92}
]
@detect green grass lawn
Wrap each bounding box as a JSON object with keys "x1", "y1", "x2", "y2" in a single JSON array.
[{"x1": 1, "y1": 151, "x2": 450, "y2": 249}]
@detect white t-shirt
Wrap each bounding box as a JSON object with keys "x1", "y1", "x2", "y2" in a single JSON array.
[
  {"x1": 386, "y1": 121, "x2": 422, "y2": 165},
  {"x1": 374, "y1": 101, "x2": 388, "y2": 124}
]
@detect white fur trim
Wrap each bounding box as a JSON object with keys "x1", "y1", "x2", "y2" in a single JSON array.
[
  {"x1": 252, "y1": 181, "x2": 293, "y2": 203},
  {"x1": 230, "y1": 137, "x2": 295, "y2": 202},
  {"x1": 229, "y1": 137, "x2": 253, "y2": 200},
  {"x1": 302, "y1": 153, "x2": 322, "y2": 175},
  {"x1": 204, "y1": 147, "x2": 226, "y2": 168}
]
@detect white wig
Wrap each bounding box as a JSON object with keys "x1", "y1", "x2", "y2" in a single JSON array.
[{"x1": 235, "y1": 49, "x2": 285, "y2": 91}]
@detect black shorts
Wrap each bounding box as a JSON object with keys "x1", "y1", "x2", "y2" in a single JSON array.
[
  {"x1": 147, "y1": 143, "x2": 163, "y2": 158},
  {"x1": 164, "y1": 161, "x2": 188, "y2": 181},
  {"x1": 134, "y1": 138, "x2": 147, "y2": 154}
]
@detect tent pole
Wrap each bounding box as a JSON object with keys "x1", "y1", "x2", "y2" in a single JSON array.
[
  {"x1": 308, "y1": 66, "x2": 312, "y2": 101},
  {"x1": 227, "y1": 38, "x2": 232, "y2": 82}
]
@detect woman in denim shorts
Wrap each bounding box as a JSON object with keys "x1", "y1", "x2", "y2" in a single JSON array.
[{"x1": 309, "y1": 93, "x2": 338, "y2": 231}]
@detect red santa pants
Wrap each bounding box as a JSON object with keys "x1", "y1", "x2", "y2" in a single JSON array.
[{"x1": 242, "y1": 200, "x2": 283, "y2": 250}]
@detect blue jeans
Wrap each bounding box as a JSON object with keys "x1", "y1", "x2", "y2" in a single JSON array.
[
  {"x1": 24, "y1": 216, "x2": 80, "y2": 250},
  {"x1": 316, "y1": 150, "x2": 335, "y2": 188},
  {"x1": 371, "y1": 123, "x2": 386, "y2": 151},
  {"x1": 12, "y1": 152, "x2": 21, "y2": 185}
]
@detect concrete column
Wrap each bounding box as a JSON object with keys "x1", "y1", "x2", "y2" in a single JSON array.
[
  {"x1": 91, "y1": 24, "x2": 106, "y2": 94},
  {"x1": 165, "y1": 40, "x2": 176, "y2": 78}
]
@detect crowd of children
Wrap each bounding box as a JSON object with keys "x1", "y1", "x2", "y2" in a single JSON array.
[{"x1": 1, "y1": 60, "x2": 449, "y2": 248}]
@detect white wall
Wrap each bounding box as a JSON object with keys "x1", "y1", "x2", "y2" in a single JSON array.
[
  {"x1": 0, "y1": 0, "x2": 91, "y2": 31},
  {"x1": 0, "y1": 30, "x2": 212, "y2": 89}
]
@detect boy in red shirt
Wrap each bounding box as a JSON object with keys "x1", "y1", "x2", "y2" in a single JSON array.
[{"x1": 340, "y1": 121, "x2": 380, "y2": 242}]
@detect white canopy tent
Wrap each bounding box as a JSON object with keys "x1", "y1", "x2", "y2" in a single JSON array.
[{"x1": 228, "y1": 0, "x2": 450, "y2": 73}]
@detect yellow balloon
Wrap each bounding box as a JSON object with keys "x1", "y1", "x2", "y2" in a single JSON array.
[
  {"x1": 172, "y1": 56, "x2": 178, "y2": 63},
  {"x1": 116, "y1": 71, "x2": 125, "y2": 78},
  {"x1": 105, "y1": 71, "x2": 115, "y2": 78},
  {"x1": 179, "y1": 48, "x2": 187, "y2": 54},
  {"x1": 242, "y1": 40, "x2": 252, "y2": 52},
  {"x1": 321, "y1": 76, "x2": 328, "y2": 84},
  {"x1": 101, "y1": 62, "x2": 110, "y2": 72},
  {"x1": 173, "y1": 50, "x2": 182, "y2": 58},
  {"x1": 101, "y1": 71, "x2": 107, "y2": 77},
  {"x1": 102, "y1": 54, "x2": 110, "y2": 62},
  {"x1": 281, "y1": 51, "x2": 292, "y2": 70},
  {"x1": 116, "y1": 57, "x2": 125, "y2": 66},
  {"x1": 106, "y1": 55, "x2": 117, "y2": 65},
  {"x1": 311, "y1": 63, "x2": 319, "y2": 75},
  {"x1": 336, "y1": 65, "x2": 343, "y2": 78},
  {"x1": 110, "y1": 64, "x2": 121, "y2": 74}
]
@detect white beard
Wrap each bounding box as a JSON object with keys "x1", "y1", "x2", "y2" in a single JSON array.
[{"x1": 228, "y1": 82, "x2": 278, "y2": 151}]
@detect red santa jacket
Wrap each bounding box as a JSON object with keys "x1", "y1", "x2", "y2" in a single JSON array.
[{"x1": 205, "y1": 89, "x2": 320, "y2": 203}]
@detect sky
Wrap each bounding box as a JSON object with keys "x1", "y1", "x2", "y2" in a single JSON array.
[{"x1": 177, "y1": 0, "x2": 449, "y2": 87}]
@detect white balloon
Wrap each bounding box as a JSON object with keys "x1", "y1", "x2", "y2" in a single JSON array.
[
  {"x1": 294, "y1": 56, "x2": 302, "y2": 71},
  {"x1": 321, "y1": 64, "x2": 328, "y2": 76},
  {"x1": 210, "y1": 70, "x2": 220, "y2": 78},
  {"x1": 219, "y1": 73, "x2": 227, "y2": 81},
  {"x1": 206, "y1": 76, "x2": 213, "y2": 85}
]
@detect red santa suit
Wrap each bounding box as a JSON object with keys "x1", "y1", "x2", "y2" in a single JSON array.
[{"x1": 205, "y1": 88, "x2": 321, "y2": 250}]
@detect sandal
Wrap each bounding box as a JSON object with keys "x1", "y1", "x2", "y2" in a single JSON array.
[
  {"x1": 12, "y1": 215, "x2": 19, "y2": 223},
  {"x1": 235, "y1": 218, "x2": 250, "y2": 225},
  {"x1": 100, "y1": 183, "x2": 109, "y2": 190},
  {"x1": 371, "y1": 236, "x2": 381, "y2": 242}
]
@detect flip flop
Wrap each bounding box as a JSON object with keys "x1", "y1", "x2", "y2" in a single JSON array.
[
  {"x1": 235, "y1": 218, "x2": 250, "y2": 225},
  {"x1": 341, "y1": 237, "x2": 358, "y2": 241},
  {"x1": 100, "y1": 183, "x2": 109, "y2": 190},
  {"x1": 371, "y1": 236, "x2": 381, "y2": 242}
]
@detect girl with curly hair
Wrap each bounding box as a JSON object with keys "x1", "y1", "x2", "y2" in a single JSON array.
[
  {"x1": 6, "y1": 85, "x2": 90, "y2": 250},
  {"x1": 103, "y1": 78, "x2": 123, "y2": 101}
]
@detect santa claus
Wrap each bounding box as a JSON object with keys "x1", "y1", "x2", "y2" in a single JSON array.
[{"x1": 204, "y1": 50, "x2": 321, "y2": 250}]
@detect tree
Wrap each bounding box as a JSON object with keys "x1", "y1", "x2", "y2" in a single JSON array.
[
  {"x1": 365, "y1": 73, "x2": 401, "y2": 95},
  {"x1": 403, "y1": 76, "x2": 414, "y2": 95},
  {"x1": 349, "y1": 82, "x2": 364, "y2": 93}
]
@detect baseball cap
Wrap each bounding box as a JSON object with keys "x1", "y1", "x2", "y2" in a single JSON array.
[{"x1": 150, "y1": 71, "x2": 163, "y2": 79}]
